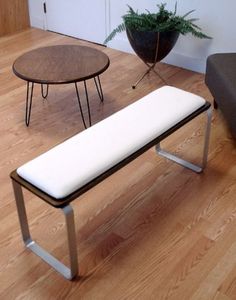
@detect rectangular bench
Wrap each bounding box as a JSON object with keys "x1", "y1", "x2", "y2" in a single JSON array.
[{"x1": 10, "y1": 86, "x2": 212, "y2": 280}]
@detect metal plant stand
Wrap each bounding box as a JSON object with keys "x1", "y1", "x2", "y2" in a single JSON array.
[
  {"x1": 126, "y1": 30, "x2": 179, "y2": 89},
  {"x1": 132, "y1": 32, "x2": 167, "y2": 89},
  {"x1": 132, "y1": 61, "x2": 168, "y2": 89}
]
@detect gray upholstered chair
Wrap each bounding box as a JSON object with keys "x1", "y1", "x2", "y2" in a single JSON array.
[{"x1": 205, "y1": 53, "x2": 236, "y2": 138}]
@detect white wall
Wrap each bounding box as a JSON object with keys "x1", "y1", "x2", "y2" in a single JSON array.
[
  {"x1": 45, "y1": 0, "x2": 107, "y2": 44},
  {"x1": 28, "y1": 0, "x2": 45, "y2": 29},
  {"x1": 28, "y1": 0, "x2": 236, "y2": 73},
  {"x1": 28, "y1": 0, "x2": 108, "y2": 44}
]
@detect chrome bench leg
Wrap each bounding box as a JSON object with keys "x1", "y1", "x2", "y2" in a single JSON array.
[
  {"x1": 156, "y1": 106, "x2": 212, "y2": 173},
  {"x1": 12, "y1": 180, "x2": 78, "y2": 280}
]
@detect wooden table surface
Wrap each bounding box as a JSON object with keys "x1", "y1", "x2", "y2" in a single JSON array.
[{"x1": 12, "y1": 44, "x2": 110, "y2": 84}]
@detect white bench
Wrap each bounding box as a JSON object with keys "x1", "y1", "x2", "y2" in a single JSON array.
[{"x1": 11, "y1": 86, "x2": 212, "y2": 280}]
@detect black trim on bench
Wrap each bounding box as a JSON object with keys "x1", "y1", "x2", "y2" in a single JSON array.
[{"x1": 10, "y1": 101, "x2": 211, "y2": 209}]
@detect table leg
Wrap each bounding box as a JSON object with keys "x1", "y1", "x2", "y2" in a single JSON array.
[
  {"x1": 75, "y1": 77, "x2": 104, "y2": 128},
  {"x1": 41, "y1": 84, "x2": 49, "y2": 99},
  {"x1": 83, "y1": 81, "x2": 91, "y2": 127},
  {"x1": 94, "y1": 76, "x2": 104, "y2": 102},
  {"x1": 25, "y1": 81, "x2": 34, "y2": 126},
  {"x1": 75, "y1": 82, "x2": 91, "y2": 129}
]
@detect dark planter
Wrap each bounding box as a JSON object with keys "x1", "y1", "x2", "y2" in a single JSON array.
[{"x1": 126, "y1": 28, "x2": 179, "y2": 63}]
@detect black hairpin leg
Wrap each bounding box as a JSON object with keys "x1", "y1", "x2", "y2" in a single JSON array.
[
  {"x1": 75, "y1": 82, "x2": 91, "y2": 129},
  {"x1": 41, "y1": 84, "x2": 49, "y2": 99},
  {"x1": 94, "y1": 76, "x2": 104, "y2": 102},
  {"x1": 25, "y1": 81, "x2": 34, "y2": 126},
  {"x1": 83, "y1": 81, "x2": 92, "y2": 127}
]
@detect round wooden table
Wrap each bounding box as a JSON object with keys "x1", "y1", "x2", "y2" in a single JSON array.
[{"x1": 13, "y1": 45, "x2": 110, "y2": 128}]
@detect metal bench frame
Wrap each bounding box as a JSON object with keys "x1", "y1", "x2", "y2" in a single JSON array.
[{"x1": 10, "y1": 102, "x2": 212, "y2": 280}]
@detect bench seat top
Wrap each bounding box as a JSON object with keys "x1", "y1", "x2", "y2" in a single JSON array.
[{"x1": 17, "y1": 86, "x2": 206, "y2": 199}]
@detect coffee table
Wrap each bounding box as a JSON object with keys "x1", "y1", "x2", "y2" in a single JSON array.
[{"x1": 13, "y1": 45, "x2": 110, "y2": 128}]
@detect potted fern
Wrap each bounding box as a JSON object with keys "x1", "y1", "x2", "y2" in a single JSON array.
[{"x1": 104, "y1": 3, "x2": 211, "y2": 64}]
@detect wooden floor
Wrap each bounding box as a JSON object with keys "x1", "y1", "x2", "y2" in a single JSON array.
[{"x1": 0, "y1": 28, "x2": 236, "y2": 300}]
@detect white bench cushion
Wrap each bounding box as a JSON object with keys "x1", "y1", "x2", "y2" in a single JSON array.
[{"x1": 17, "y1": 86, "x2": 206, "y2": 199}]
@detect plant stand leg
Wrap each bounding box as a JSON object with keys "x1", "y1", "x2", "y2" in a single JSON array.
[
  {"x1": 132, "y1": 32, "x2": 168, "y2": 89},
  {"x1": 132, "y1": 62, "x2": 167, "y2": 89},
  {"x1": 146, "y1": 63, "x2": 168, "y2": 85},
  {"x1": 132, "y1": 67, "x2": 152, "y2": 89}
]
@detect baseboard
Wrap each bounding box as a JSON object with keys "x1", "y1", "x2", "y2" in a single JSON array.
[{"x1": 163, "y1": 52, "x2": 206, "y2": 74}]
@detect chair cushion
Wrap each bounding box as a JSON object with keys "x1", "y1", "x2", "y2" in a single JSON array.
[{"x1": 17, "y1": 86, "x2": 206, "y2": 199}]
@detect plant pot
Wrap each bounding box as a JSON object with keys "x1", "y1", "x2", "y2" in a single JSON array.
[{"x1": 126, "y1": 29, "x2": 179, "y2": 63}]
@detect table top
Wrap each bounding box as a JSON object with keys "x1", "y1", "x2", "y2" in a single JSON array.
[{"x1": 12, "y1": 45, "x2": 110, "y2": 84}]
